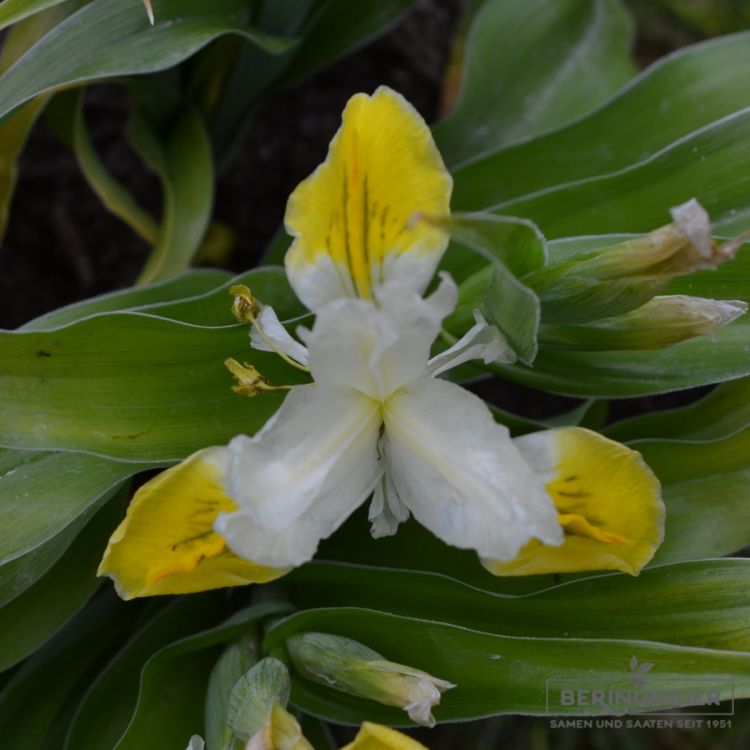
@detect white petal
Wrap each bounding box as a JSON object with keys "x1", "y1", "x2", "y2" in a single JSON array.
[
  {"x1": 368, "y1": 472, "x2": 410, "y2": 538},
  {"x1": 185, "y1": 736, "x2": 205, "y2": 750},
  {"x1": 216, "y1": 384, "x2": 382, "y2": 567},
  {"x1": 383, "y1": 377, "x2": 562, "y2": 561},
  {"x1": 428, "y1": 310, "x2": 515, "y2": 377},
  {"x1": 250, "y1": 305, "x2": 309, "y2": 366},
  {"x1": 305, "y1": 276, "x2": 457, "y2": 400},
  {"x1": 670, "y1": 198, "x2": 712, "y2": 258}
]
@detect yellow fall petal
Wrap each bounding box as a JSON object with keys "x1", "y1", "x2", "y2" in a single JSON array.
[
  {"x1": 98, "y1": 447, "x2": 287, "y2": 599},
  {"x1": 341, "y1": 722, "x2": 429, "y2": 750},
  {"x1": 285, "y1": 85, "x2": 452, "y2": 310},
  {"x1": 484, "y1": 428, "x2": 664, "y2": 576}
]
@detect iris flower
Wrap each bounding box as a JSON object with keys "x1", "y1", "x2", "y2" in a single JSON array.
[{"x1": 99, "y1": 87, "x2": 663, "y2": 598}]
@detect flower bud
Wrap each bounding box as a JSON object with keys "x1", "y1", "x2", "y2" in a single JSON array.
[
  {"x1": 227, "y1": 657, "x2": 292, "y2": 743},
  {"x1": 526, "y1": 199, "x2": 747, "y2": 324},
  {"x1": 287, "y1": 633, "x2": 454, "y2": 727},
  {"x1": 246, "y1": 704, "x2": 314, "y2": 750},
  {"x1": 540, "y1": 295, "x2": 747, "y2": 351}
]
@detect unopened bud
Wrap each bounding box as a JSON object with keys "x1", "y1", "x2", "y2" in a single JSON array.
[
  {"x1": 526, "y1": 199, "x2": 746, "y2": 324},
  {"x1": 227, "y1": 658, "x2": 292, "y2": 744},
  {"x1": 287, "y1": 633, "x2": 454, "y2": 727},
  {"x1": 247, "y1": 703, "x2": 314, "y2": 750},
  {"x1": 540, "y1": 295, "x2": 747, "y2": 351},
  {"x1": 231, "y1": 284, "x2": 261, "y2": 323}
]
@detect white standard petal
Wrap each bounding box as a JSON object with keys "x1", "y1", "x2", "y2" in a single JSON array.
[
  {"x1": 427, "y1": 310, "x2": 516, "y2": 377},
  {"x1": 249, "y1": 304, "x2": 310, "y2": 367},
  {"x1": 383, "y1": 377, "x2": 562, "y2": 561},
  {"x1": 304, "y1": 275, "x2": 458, "y2": 400},
  {"x1": 215, "y1": 384, "x2": 382, "y2": 568}
]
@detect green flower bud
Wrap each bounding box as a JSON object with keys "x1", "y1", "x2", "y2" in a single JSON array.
[
  {"x1": 287, "y1": 633, "x2": 454, "y2": 727},
  {"x1": 525, "y1": 199, "x2": 747, "y2": 324},
  {"x1": 540, "y1": 295, "x2": 747, "y2": 350}
]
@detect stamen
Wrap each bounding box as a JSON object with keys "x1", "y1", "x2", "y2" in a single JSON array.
[
  {"x1": 224, "y1": 358, "x2": 293, "y2": 397},
  {"x1": 229, "y1": 286, "x2": 311, "y2": 373}
]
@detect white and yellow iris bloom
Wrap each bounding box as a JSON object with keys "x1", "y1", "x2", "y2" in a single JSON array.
[{"x1": 99, "y1": 86, "x2": 663, "y2": 599}]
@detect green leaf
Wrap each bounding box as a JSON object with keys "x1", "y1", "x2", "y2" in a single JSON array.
[
  {"x1": 205, "y1": 635, "x2": 260, "y2": 750},
  {"x1": 141, "y1": 266, "x2": 306, "y2": 326},
  {"x1": 604, "y1": 376, "x2": 750, "y2": 442},
  {"x1": 287, "y1": 558, "x2": 750, "y2": 651},
  {"x1": 0, "y1": 0, "x2": 292, "y2": 123},
  {"x1": 51, "y1": 88, "x2": 158, "y2": 244},
  {"x1": 0, "y1": 449, "x2": 148, "y2": 564},
  {"x1": 277, "y1": 0, "x2": 416, "y2": 88},
  {"x1": 490, "y1": 109, "x2": 750, "y2": 239},
  {"x1": 440, "y1": 214, "x2": 546, "y2": 364},
  {"x1": 0, "y1": 3, "x2": 73, "y2": 242},
  {"x1": 636, "y1": 427, "x2": 750, "y2": 565},
  {"x1": 434, "y1": 0, "x2": 635, "y2": 167},
  {"x1": 0, "y1": 0, "x2": 71, "y2": 32},
  {"x1": 64, "y1": 593, "x2": 230, "y2": 750},
  {"x1": 0, "y1": 590, "x2": 139, "y2": 750},
  {"x1": 488, "y1": 237, "x2": 750, "y2": 397},
  {"x1": 68, "y1": 601, "x2": 289, "y2": 750},
  {"x1": 131, "y1": 107, "x2": 214, "y2": 284},
  {"x1": 0, "y1": 503, "x2": 89, "y2": 608},
  {"x1": 264, "y1": 607, "x2": 749, "y2": 722},
  {"x1": 0, "y1": 311, "x2": 308, "y2": 461},
  {"x1": 451, "y1": 32, "x2": 750, "y2": 210},
  {"x1": 19, "y1": 268, "x2": 230, "y2": 332},
  {"x1": 0, "y1": 491, "x2": 123, "y2": 671}
]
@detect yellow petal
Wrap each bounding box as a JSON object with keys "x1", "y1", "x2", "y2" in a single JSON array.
[
  {"x1": 341, "y1": 722, "x2": 429, "y2": 750},
  {"x1": 285, "y1": 86, "x2": 452, "y2": 310},
  {"x1": 98, "y1": 447, "x2": 287, "y2": 599},
  {"x1": 484, "y1": 428, "x2": 664, "y2": 576}
]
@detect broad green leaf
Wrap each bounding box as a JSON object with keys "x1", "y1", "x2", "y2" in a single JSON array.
[
  {"x1": 0, "y1": 0, "x2": 71, "y2": 32},
  {"x1": 490, "y1": 108, "x2": 750, "y2": 239},
  {"x1": 0, "y1": 492, "x2": 122, "y2": 671},
  {"x1": 64, "y1": 593, "x2": 230, "y2": 750},
  {"x1": 264, "y1": 608, "x2": 749, "y2": 722},
  {"x1": 0, "y1": 312, "x2": 307, "y2": 461},
  {"x1": 52, "y1": 88, "x2": 158, "y2": 244},
  {"x1": 19, "y1": 268, "x2": 230, "y2": 332},
  {"x1": 205, "y1": 635, "x2": 260, "y2": 750},
  {"x1": 278, "y1": 0, "x2": 416, "y2": 88},
  {"x1": 0, "y1": 449, "x2": 148, "y2": 564},
  {"x1": 488, "y1": 238, "x2": 750, "y2": 396},
  {"x1": 0, "y1": 590, "x2": 139, "y2": 750},
  {"x1": 287, "y1": 558, "x2": 750, "y2": 651},
  {"x1": 0, "y1": 0, "x2": 292, "y2": 123},
  {"x1": 636, "y1": 427, "x2": 750, "y2": 565},
  {"x1": 434, "y1": 0, "x2": 635, "y2": 167},
  {"x1": 439, "y1": 215, "x2": 545, "y2": 363},
  {"x1": 114, "y1": 603, "x2": 291, "y2": 750},
  {"x1": 605, "y1": 377, "x2": 750, "y2": 442},
  {"x1": 0, "y1": 503, "x2": 88, "y2": 607},
  {"x1": 451, "y1": 32, "x2": 750, "y2": 210},
  {"x1": 0, "y1": 3, "x2": 73, "y2": 242},
  {"x1": 141, "y1": 266, "x2": 305, "y2": 326},
  {"x1": 131, "y1": 107, "x2": 214, "y2": 284}
]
